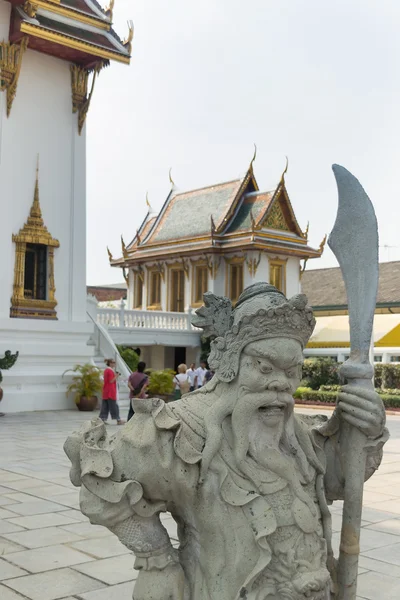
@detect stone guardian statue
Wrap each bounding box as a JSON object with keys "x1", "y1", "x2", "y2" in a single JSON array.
[{"x1": 65, "y1": 280, "x2": 388, "y2": 599}]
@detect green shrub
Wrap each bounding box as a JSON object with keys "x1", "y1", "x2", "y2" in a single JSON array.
[
  {"x1": 116, "y1": 346, "x2": 139, "y2": 372},
  {"x1": 0, "y1": 350, "x2": 19, "y2": 384},
  {"x1": 295, "y1": 387, "x2": 400, "y2": 409},
  {"x1": 293, "y1": 387, "x2": 312, "y2": 399},
  {"x1": 297, "y1": 389, "x2": 338, "y2": 404},
  {"x1": 62, "y1": 364, "x2": 103, "y2": 404},
  {"x1": 301, "y1": 358, "x2": 340, "y2": 390},
  {"x1": 374, "y1": 364, "x2": 400, "y2": 389},
  {"x1": 320, "y1": 385, "x2": 341, "y2": 392},
  {"x1": 147, "y1": 369, "x2": 175, "y2": 396}
]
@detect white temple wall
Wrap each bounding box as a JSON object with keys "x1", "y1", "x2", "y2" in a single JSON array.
[
  {"x1": 0, "y1": 15, "x2": 93, "y2": 412},
  {"x1": 0, "y1": 46, "x2": 86, "y2": 322},
  {"x1": 286, "y1": 257, "x2": 301, "y2": 297}
]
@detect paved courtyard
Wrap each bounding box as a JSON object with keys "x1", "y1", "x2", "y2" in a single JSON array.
[{"x1": 0, "y1": 409, "x2": 399, "y2": 600}]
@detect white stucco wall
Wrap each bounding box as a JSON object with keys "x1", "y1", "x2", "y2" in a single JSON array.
[
  {"x1": 0, "y1": 3, "x2": 93, "y2": 412},
  {"x1": 0, "y1": 16, "x2": 86, "y2": 322}
]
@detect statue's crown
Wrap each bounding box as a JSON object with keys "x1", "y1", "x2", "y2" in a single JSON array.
[{"x1": 192, "y1": 282, "x2": 315, "y2": 382}]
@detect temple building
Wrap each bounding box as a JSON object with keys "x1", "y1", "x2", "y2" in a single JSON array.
[
  {"x1": 0, "y1": 0, "x2": 132, "y2": 411},
  {"x1": 106, "y1": 158, "x2": 325, "y2": 369}
]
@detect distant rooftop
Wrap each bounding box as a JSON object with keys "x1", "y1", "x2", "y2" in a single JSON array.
[{"x1": 302, "y1": 261, "x2": 400, "y2": 311}]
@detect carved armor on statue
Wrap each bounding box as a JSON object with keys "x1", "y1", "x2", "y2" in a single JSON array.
[{"x1": 65, "y1": 283, "x2": 388, "y2": 600}]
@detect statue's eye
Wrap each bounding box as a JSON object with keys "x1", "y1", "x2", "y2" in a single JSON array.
[
  {"x1": 257, "y1": 360, "x2": 273, "y2": 374},
  {"x1": 286, "y1": 367, "x2": 300, "y2": 378}
]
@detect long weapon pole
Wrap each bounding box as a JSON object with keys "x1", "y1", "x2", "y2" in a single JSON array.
[{"x1": 328, "y1": 165, "x2": 379, "y2": 600}]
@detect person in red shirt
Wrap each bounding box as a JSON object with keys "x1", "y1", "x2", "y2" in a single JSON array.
[{"x1": 99, "y1": 359, "x2": 125, "y2": 425}]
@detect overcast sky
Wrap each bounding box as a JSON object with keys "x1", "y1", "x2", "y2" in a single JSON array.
[{"x1": 86, "y1": 0, "x2": 400, "y2": 285}]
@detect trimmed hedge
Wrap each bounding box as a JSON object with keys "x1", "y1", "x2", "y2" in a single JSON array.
[
  {"x1": 296, "y1": 388, "x2": 400, "y2": 409},
  {"x1": 301, "y1": 359, "x2": 340, "y2": 390},
  {"x1": 374, "y1": 364, "x2": 400, "y2": 389}
]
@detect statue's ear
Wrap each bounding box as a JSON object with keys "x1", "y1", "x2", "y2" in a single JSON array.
[{"x1": 191, "y1": 292, "x2": 232, "y2": 339}]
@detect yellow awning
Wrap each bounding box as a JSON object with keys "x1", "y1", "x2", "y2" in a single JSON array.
[{"x1": 307, "y1": 314, "x2": 400, "y2": 348}]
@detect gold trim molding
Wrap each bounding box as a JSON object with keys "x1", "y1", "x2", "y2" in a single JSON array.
[
  {"x1": 20, "y1": 22, "x2": 130, "y2": 64},
  {"x1": 0, "y1": 37, "x2": 28, "y2": 117},
  {"x1": 11, "y1": 163, "x2": 59, "y2": 320},
  {"x1": 70, "y1": 63, "x2": 105, "y2": 135},
  {"x1": 245, "y1": 251, "x2": 261, "y2": 277}
]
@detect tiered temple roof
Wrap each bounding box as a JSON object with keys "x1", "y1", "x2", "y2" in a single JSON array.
[
  {"x1": 111, "y1": 161, "x2": 324, "y2": 268},
  {"x1": 7, "y1": 0, "x2": 131, "y2": 67}
]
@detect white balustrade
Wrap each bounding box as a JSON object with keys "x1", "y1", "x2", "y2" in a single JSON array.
[{"x1": 96, "y1": 306, "x2": 199, "y2": 332}]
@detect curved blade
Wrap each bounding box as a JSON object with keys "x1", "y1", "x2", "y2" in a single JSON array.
[{"x1": 328, "y1": 165, "x2": 379, "y2": 358}]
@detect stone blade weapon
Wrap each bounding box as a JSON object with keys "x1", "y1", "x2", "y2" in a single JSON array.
[{"x1": 328, "y1": 165, "x2": 379, "y2": 600}]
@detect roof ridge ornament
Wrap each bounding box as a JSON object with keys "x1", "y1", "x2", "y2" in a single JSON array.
[
  {"x1": 249, "y1": 143, "x2": 257, "y2": 172},
  {"x1": 123, "y1": 20, "x2": 134, "y2": 54},
  {"x1": 105, "y1": 0, "x2": 115, "y2": 22},
  {"x1": 280, "y1": 155, "x2": 289, "y2": 185},
  {"x1": 169, "y1": 168, "x2": 177, "y2": 190}
]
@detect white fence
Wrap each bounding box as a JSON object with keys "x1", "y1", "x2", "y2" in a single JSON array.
[{"x1": 96, "y1": 302, "x2": 197, "y2": 332}]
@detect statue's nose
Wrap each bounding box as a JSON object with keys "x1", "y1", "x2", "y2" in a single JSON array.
[{"x1": 267, "y1": 378, "x2": 290, "y2": 392}]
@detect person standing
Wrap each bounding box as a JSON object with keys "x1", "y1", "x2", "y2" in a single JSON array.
[
  {"x1": 100, "y1": 359, "x2": 125, "y2": 425},
  {"x1": 186, "y1": 362, "x2": 197, "y2": 392},
  {"x1": 195, "y1": 360, "x2": 208, "y2": 389},
  {"x1": 174, "y1": 364, "x2": 190, "y2": 400},
  {"x1": 127, "y1": 362, "x2": 149, "y2": 422}
]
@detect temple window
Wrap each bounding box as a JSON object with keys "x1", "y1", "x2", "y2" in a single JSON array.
[
  {"x1": 133, "y1": 271, "x2": 143, "y2": 309},
  {"x1": 11, "y1": 165, "x2": 59, "y2": 319},
  {"x1": 193, "y1": 265, "x2": 208, "y2": 306},
  {"x1": 229, "y1": 263, "x2": 244, "y2": 303},
  {"x1": 269, "y1": 259, "x2": 286, "y2": 293},
  {"x1": 170, "y1": 269, "x2": 185, "y2": 312},
  {"x1": 148, "y1": 270, "x2": 161, "y2": 309}
]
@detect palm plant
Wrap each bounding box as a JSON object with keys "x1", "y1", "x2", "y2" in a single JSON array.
[
  {"x1": 147, "y1": 369, "x2": 175, "y2": 396},
  {"x1": 63, "y1": 364, "x2": 103, "y2": 404}
]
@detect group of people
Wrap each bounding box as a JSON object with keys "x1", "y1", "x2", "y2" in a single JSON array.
[
  {"x1": 174, "y1": 361, "x2": 214, "y2": 400},
  {"x1": 99, "y1": 358, "x2": 213, "y2": 424}
]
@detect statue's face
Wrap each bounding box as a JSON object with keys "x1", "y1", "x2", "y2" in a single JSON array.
[{"x1": 237, "y1": 337, "x2": 303, "y2": 427}]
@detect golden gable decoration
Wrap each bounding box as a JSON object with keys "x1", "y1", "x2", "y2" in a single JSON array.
[{"x1": 264, "y1": 200, "x2": 290, "y2": 231}]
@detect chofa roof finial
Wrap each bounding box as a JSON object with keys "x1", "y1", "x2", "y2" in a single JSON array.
[{"x1": 280, "y1": 156, "x2": 289, "y2": 184}]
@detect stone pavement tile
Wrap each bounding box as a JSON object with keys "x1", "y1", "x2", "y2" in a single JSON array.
[
  {"x1": 3, "y1": 492, "x2": 44, "y2": 503},
  {"x1": 364, "y1": 499, "x2": 400, "y2": 515},
  {"x1": 0, "y1": 508, "x2": 20, "y2": 519},
  {"x1": 32, "y1": 485, "x2": 77, "y2": 499},
  {"x1": 0, "y1": 558, "x2": 28, "y2": 581},
  {"x1": 0, "y1": 497, "x2": 20, "y2": 507},
  {"x1": 4, "y1": 567, "x2": 104, "y2": 600},
  {"x1": 69, "y1": 537, "x2": 131, "y2": 559},
  {"x1": 5, "y1": 544, "x2": 94, "y2": 573},
  {"x1": 59, "y1": 522, "x2": 111, "y2": 539},
  {"x1": 72, "y1": 554, "x2": 136, "y2": 585},
  {"x1": 0, "y1": 485, "x2": 15, "y2": 494},
  {"x1": 48, "y1": 493, "x2": 80, "y2": 510},
  {"x1": 78, "y1": 581, "x2": 134, "y2": 600},
  {"x1": 332, "y1": 528, "x2": 400, "y2": 555},
  {"x1": 58, "y1": 510, "x2": 89, "y2": 523},
  {"x1": 0, "y1": 479, "x2": 49, "y2": 491},
  {"x1": 0, "y1": 584, "x2": 30, "y2": 600},
  {"x1": 365, "y1": 518, "x2": 400, "y2": 536},
  {"x1": 0, "y1": 521, "x2": 26, "y2": 535},
  {"x1": 2, "y1": 526, "x2": 82, "y2": 549},
  {"x1": 360, "y1": 507, "x2": 399, "y2": 523},
  {"x1": 356, "y1": 571, "x2": 400, "y2": 599},
  {"x1": 362, "y1": 491, "x2": 398, "y2": 504},
  {"x1": 359, "y1": 556, "x2": 400, "y2": 578},
  {"x1": 0, "y1": 471, "x2": 27, "y2": 483},
  {"x1": 8, "y1": 513, "x2": 79, "y2": 530},
  {"x1": 5, "y1": 500, "x2": 67, "y2": 516},
  {"x1": 363, "y1": 541, "x2": 400, "y2": 565},
  {"x1": 375, "y1": 485, "x2": 400, "y2": 497},
  {"x1": 0, "y1": 537, "x2": 27, "y2": 555}
]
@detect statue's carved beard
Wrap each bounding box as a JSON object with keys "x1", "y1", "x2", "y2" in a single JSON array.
[{"x1": 201, "y1": 382, "x2": 322, "y2": 508}]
